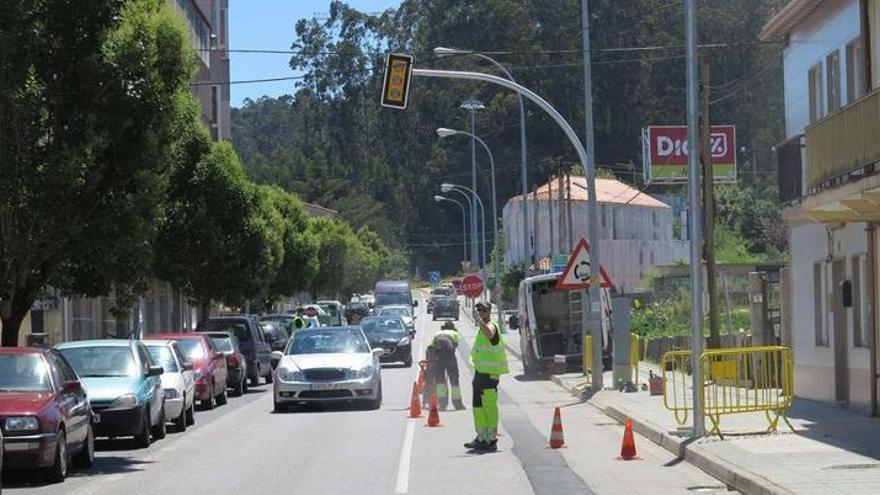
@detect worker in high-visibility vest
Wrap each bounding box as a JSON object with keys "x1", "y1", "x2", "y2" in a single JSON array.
[
  {"x1": 465, "y1": 302, "x2": 508, "y2": 452},
  {"x1": 291, "y1": 315, "x2": 307, "y2": 332},
  {"x1": 432, "y1": 321, "x2": 465, "y2": 410}
]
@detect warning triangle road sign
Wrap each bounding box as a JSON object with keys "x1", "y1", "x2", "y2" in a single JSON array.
[{"x1": 556, "y1": 238, "x2": 592, "y2": 290}]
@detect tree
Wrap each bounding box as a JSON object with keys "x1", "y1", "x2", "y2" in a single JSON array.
[
  {"x1": 256, "y1": 185, "x2": 320, "y2": 309},
  {"x1": 307, "y1": 218, "x2": 357, "y2": 298},
  {"x1": 155, "y1": 137, "x2": 283, "y2": 315},
  {"x1": 0, "y1": 0, "x2": 195, "y2": 345}
]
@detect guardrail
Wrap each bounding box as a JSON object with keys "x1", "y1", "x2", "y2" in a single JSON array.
[{"x1": 661, "y1": 346, "x2": 794, "y2": 438}]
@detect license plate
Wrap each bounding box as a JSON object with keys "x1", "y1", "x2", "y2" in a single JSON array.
[{"x1": 309, "y1": 383, "x2": 339, "y2": 391}]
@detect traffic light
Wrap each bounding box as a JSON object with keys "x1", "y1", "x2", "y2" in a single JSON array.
[{"x1": 381, "y1": 53, "x2": 414, "y2": 109}]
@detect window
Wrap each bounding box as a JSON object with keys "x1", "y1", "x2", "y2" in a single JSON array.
[
  {"x1": 809, "y1": 63, "x2": 825, "y2": 123},
  {"x1": 814, "y1": 262, "x2": 828, "y2": 346},
  {"x1": 826, "y1": 51, "x2": 841, "y2": 113},
  {"x1": 846, "y1": 37, "x2": 867, "y2": 103},
  {"x1": 852, "y1": 255, "x2": 869, "y2": 348},
  {"x1": 219, "y1": 8, "x2": 228, "y2": 48}
]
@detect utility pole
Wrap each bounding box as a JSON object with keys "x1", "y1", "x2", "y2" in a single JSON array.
[
  {"x1": 701, "y1": 58, "x2": 720, "y2": 349},
  {"x1": 685, "y1": 0, "x2": 705, "y2": 437},
  {"x1": 558, "y1": 160, "x2": 565, "y2": 254},
  {"x1": 549, "y1": 174, "x2": 556, "y2": 257},
  {"x1": 566, "y1": 171, "x2": 574, "y2": 252},
  {"x1": 581, "y1": 0, "x2": 603, "y2": 390}
]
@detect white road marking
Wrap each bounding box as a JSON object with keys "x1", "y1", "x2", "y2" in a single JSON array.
[{"x1": 395, "y1": 418, "x2": 416, "y2": 493}]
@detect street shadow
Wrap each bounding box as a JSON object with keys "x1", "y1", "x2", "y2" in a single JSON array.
[
  {"x1": 273, "y1": 401, "x2": 378, "y2": 415},
  {"x1": 381, "y1": 363, "x2": 413, "y2": 370},
  {"x1": 782, "y1": 398, "x2": 880, "y2": 461},
  {"x1": 242, "y1": 387, "x2": 268, "y2": 396},
  {"x1": 2, "y1": 456, "x2": 154, "y2": 488},
  {"x1": 513, "y1": 373, "x2": 550, "y2": 382}
]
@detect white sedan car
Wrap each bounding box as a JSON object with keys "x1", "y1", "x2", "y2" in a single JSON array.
[
  {"x1": 145, "y1": 340, "x2": 196, "y2": 432},
  {"x1": 273, "y1": 327, "x2": 383, "y2": 412}
]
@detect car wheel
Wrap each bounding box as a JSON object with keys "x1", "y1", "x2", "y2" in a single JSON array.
[
  {"x1": 404, "y1": 357, "x2": 413, "y2": 368},
  {"x1": 250, "y1": 365, "x2": 260, "y2": 386},
  {"x1": 134, "y1": 407, "x2": 151, "y2": 448},
  {"x1": 273, "y1": 398, "x2": 287, "y2": 413},
  {"x1": 369, "y1": 382, "x2": 383, "y2": 410},
  {"x1": 216, "y1": 384, "x2": 228, "y2": 406},
  {"x1": 242, "y1": 376, "x2": 249, "y2": 394},
  {"x1": 173, "y1": 396, "x2": 187, "y2": 432},
  {"x1": 73, "y1": 423, "x2": 95, "y2": 468},
  {"x1": 185, "y1": 397, "x2": 195, "y2": 426},
  {"x1": 152, "y1": 403, "x2": 167, "y2": 440},
  {"x1": 45, "y1": 429, "x2": 67, "y2": 482},
  {"x1": 202, "y1": 384, "x2": 215, "y2": 411},
  {"x1": 265, "y1": 366, "x2": 273, "y2": 384},
  {"x1": 232, "y1": 377, "x2": 243, "y2": 396}
]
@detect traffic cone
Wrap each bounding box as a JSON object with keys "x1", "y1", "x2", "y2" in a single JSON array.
[
  {"x1": 619, "y1": 419, "x2": 637, "y2": 460},
  {"x1": 549, "y1": 406, "x2": 565, "y2": 449},
  {"x1": 426, "y1": 393, "x2": 441, "y2": 427},
  {"x1": 417, "y1": 362, "x2": 427, "y2": 393},
  {"x1": 409, "y1": 382, "x2": 422, "y2": 418}
]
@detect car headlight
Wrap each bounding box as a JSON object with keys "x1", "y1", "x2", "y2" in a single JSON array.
[
  {"x1": 277, "y1": 367, "x2": 304, "y2": 382},
  {"x1": 4, "y1": 416, "x2": 39, "y2": 432},
  {"x1": 163, "y1": 388, "x2": 179, "y2": 399},
  {"x1": 397, "y1": 336, "x2": 411, "y2": 346},
  {"x1": 110, "y1": 393, "x2": 139, "y2": 408},
  {"x1": 357, "y1": 365, "x2": 374, "y2": 379}
]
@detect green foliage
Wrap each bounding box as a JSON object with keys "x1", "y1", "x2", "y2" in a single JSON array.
[
  {"x1": 715, "y1": 183, "x2": 787, "y2": 257},
  {"x1": 631, "y1": 294, "x2": 752, "y2": 339},
  {"x1": 0, "y1": 0, "x2": 194, "y2": 343},
  {"x1": 501, "y1": 264, "x2": 526, "y2": 303}
]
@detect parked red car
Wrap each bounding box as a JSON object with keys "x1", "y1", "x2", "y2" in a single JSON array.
[
  {"x1": 145, "y1": 334, "x2": 228, "y2": 410},
  {"x1": 0, "y1": 348, "x2": 94, "y2": 482}
]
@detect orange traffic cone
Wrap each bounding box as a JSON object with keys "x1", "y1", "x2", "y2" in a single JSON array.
[
  {"x1": 426, "y1": 393, "x2": 441, "y2": 427},
  {"x1": 619, "y1": 419, "x2": 637, "y2": 460},
  {"x1": 409, "y1": 382, "x2": 422, "y2": 418},
  {"x1": 549, "y1": 406, "x2": 565, "y2": 449}
]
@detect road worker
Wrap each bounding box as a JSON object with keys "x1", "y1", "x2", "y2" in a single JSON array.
[
  {"x1": 432, "y1": 321, "x2": 464, "y2": 410},
  {"x1": 465, "y1": 302, "x2": 508, "y2": 452}
]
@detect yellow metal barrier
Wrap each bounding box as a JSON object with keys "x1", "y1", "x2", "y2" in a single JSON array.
[
  {"x1": 631, "y1": 335, "x2": 641, "y2": 384},
  {"x1": 700, "y1": 346, "x2": 794, "y2": 437},
  {"x1": 661, "y1": 350, "x2": 693, "y2": 426},
  {"x1": 661, "y1": 346, "x2": 795, "y2": 437}
]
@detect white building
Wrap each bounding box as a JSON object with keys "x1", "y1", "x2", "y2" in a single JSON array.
[
  {"x1": 503, "y1": 176, "x2": 689, "y2": 293},
  {"x1": 764, "y1": 0, "x2": 880, "y2": 414}
]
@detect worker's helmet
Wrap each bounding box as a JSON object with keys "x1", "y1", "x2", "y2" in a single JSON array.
[
  {"x1": 475, "y1": 302, "x2": 491, "y2": 312},
  {"x1": 441, "y1": 321, "x2": 456, "y2": 331}
]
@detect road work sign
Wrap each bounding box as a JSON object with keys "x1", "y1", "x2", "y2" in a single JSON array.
[{"x1": 381, "y1": 53, "x2": 414, "y2": 109}]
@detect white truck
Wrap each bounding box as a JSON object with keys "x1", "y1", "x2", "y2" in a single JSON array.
[{"x1": 515, "y1": 273, "x2": 612, "y2": 376}]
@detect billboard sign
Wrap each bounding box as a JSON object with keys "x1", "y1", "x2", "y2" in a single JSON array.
[{"x1": 643, "y1": 125, "x2": 736, "y2": 183}]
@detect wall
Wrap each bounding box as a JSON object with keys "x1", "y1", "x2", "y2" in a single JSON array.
[
  {"x1": 789, "y1": 221, "x2": 871, "y2": 411},
  {"x1": 783, "y1": 0, "x2": 861, "y2": 139}
]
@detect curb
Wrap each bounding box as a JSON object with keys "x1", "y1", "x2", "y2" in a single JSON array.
[{"x1": 550, "y1": 376, "x2": 796, "y2": 495}]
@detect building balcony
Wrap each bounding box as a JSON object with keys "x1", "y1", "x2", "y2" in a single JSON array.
[{"x1": 798, "y1": 89, "x2": 880, "y2": 223}]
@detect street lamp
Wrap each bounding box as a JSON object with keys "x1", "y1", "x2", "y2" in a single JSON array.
[
  {"x1": 440, "y1": 183, "x2": 486, "y2": 269},
  {"x1": 436, "y1": 47, "x2": 530, "y2": 266},
  {"x1": 434, "y1": 195, "x2": 469, "y2": 263},
  {"x1": 437, "y1": 128, "x2": 500, "y2": 323},
  {"x1": 459, "y1": 98, "x2": 484, "y2": 269}
]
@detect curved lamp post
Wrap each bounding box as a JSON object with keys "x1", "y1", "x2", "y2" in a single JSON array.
[
  {"x1": 435, "y1": 47, "x2": 530, "y2": 265},
  {"x1": 441, "y1": 183, "x2": 486, "y2": 271},
  {"x1": 434, "y1": 195, "x2": 469, "y2": 263}
]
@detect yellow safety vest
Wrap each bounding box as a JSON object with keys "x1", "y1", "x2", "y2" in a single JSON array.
[
  {"x1": 433, "y1": 329, "x2": 461, "y2": 346},
  {"x1": 470, "y1": 322, "x2": 509, "y2": 376}
]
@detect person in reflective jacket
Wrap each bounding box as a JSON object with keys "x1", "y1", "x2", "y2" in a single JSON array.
[
  {"x1": 432, "y1": 321, "x2": 464, "y2": 410},
  {"x1": 465, "y1": 302, "x2": 508, "y2": 452}
]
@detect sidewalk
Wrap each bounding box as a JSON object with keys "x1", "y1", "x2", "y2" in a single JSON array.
[{"x1": 550, "y1": 361, "x2": 880, "y2": 495}]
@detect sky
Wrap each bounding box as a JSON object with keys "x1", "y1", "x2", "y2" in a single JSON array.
[{"x1": 229, "y1": 0, "x2": 399, "y2": 107}]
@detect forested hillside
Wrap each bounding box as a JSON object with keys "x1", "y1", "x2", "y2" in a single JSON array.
[{"x1": 232, "y1": 0, "x2": 787, "y2": 274}]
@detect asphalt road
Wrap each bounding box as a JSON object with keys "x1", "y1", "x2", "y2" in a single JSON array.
[{"x1": 4, "y1": 292, "x2": 729, "y2": 495}]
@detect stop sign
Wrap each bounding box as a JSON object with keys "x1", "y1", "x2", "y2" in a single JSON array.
[{"x1": 460, "y1": 275, "x2": 484, "y2": 298}]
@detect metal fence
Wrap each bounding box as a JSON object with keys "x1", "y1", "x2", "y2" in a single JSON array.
[{"x1": 661, "y1": 346, "x2": 794, "y2": 438}]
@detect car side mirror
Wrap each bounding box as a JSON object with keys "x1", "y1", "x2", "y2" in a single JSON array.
[
  {"x1": 147, "y1": 366, "x2": 164, "y2": 377},
  {"x1": 271, "y1": 341, "x2": 286, "y2": 351},
  {"x1": 413, "y1": 300, "x2": 419, "y2": 307},
  {"x1": 63, "y1": 380, "x2": 82, "y2": 393},
  {"x1": 272, "y1": 351, "x2": 283, "y2": 362},
  {"x1": 182, "y1": 362, "x2": 194, "y2": 371},
  {"x1": 372, "y1": 348, "x2": 387, "y2": 357},
  {"x1": 409, "y1": 330, "x2": 416, "y2": 338}
]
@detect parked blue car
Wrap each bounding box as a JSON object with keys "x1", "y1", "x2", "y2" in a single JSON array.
[{"x1": 55, "y1": 340, "x2": 166, "y2": 448}]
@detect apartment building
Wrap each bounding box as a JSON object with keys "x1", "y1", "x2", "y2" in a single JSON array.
[{"x1": 764, "y1": 0, "x2": 880, "y2": 414}]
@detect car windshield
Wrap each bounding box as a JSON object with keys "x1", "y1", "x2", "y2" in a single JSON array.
[
  {"x1": 146, "y1": 346, "x2": 179, "y2": 373},
  {"x1": 286, "y1": 329, "x2": 369, "y2": 355},
  {"x1": 361, "y1": 318, "x2": 407, "y2": 337},
  {"x1": 261, "y1": 320, "x2": 291, "y2": 338},
  {"x1": 379, "y1": 307, "x2": 410, "y2": 318},
  {"x1": 348, "y1": 303, "x2": 366, "y2": 310},
  {"x1": 0, "y1": 354, "x2": 52, "y2": 391},
  {"x1": 318, "y1": 303, "x2": 338, "y2": 315},
  {"x1": 374, "y1": 293, "x2": 411, "y2": 306},
  {"x1": 201, "y1": 319, "x2": 251, "y2": 342},
  {"x1": 175, "y1": 338, "x2": 206, "y2": 361},
  {"x1": 60, "y1": 346, "x2": 137, "y2": 378},
  {"x1": 210, "y1": 336, "x2": 234, "y2": 352}
]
